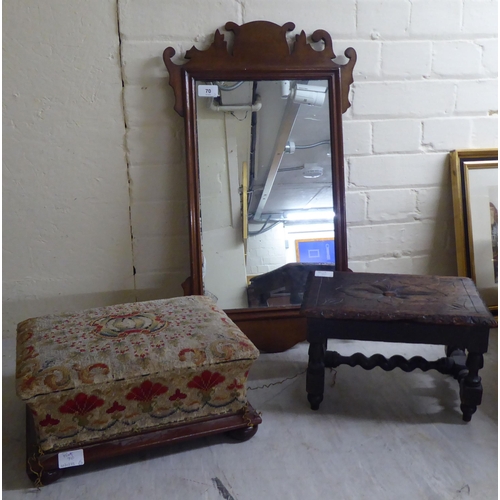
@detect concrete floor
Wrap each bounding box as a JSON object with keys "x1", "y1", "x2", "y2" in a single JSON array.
[{"x1": 3, "y1": 331, "x2": 498, "y2": 499}]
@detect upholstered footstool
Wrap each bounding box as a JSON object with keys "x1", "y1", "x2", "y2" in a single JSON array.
[{"x1": 16, "y1": 295, "x2": 261, "y2": 486}]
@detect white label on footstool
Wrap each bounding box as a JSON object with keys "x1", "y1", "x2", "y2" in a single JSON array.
[
  {"x1": 315, "y1": 270, "x2": 334, "y2": 278},
  {"x1": 58, "y1": 449, "x2": 84, "y2": 469}
]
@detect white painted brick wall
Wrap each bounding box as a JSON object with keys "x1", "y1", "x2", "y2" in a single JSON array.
[
  {"x1": 455, "y1": 79, "x2": 498, "y2": 113},
  {"x1": 343, "y1": 120, "x2": 371, "y2": 155},
  {"x1": 479, "y1": 39, "x2": 499, "y2": 74},
  {"x1": 415, "y1": 187, "x2": 454, "y2": 220},
  {"x1": 381, "y1": 42, "x2": 432, "y2": 78},
  {"x1": 346, "y1": 0, "x2": 496, "y2": 276},
  {"x1": 432, "y1": 41, "x2": 483, "y2": 76},
  {"x1": 348, "y1": 224, "x2": 406, "y2": 259},
  {"x1": 348, "y1": 220, "x2": 453, "y2": 259},
  {"x1": 367, "y1": 189, "x2": 417, "y2": 222},
  {"x1": 3, "y1": 0, "x2": 498, "y2": 337},
  {"x1": 472, "y1": 116, "x2": 499, "y2": 147},
  {"x1": 3, "y1": 0, "x2": 136, "y2": 335},
  {"x1": 349, "y1": 153, "x2": 450, "y2": 188},
  {"x1": 118, "y1": 0, "x2": 241, "y2": 41},
  {"x1": 121, "y1": 41, "x2": 186, "y2": 86},
  {"x1": 462, "y1": 0, "x2": 499, "y2": 35},
  {"x1": 346, "y1": 191, "x2": 367, "y2": 223},
  {"x1": 357, "y1": 0, "x2": 411, "y2": 39},
  {"x1": 244, "y1": 0, "x2": 357, "y2": 36},
  {"x1": 422, "y1": 117, "x2": 473, "y2": 151},
  {"x1": 410, "y1": 0, "x2": 462, "y2": 37},
  {"x1": 372, "y1": 119, "x2": 421, "y2": 153},
  {"x1": 353, "y1": 81, "x2": 456, "y2": 117}
]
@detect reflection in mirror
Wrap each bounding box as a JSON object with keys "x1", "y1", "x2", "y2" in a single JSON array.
[
  {"x1": 164, "y1": 21, "x2": 356, "y2": 352},
  {"x1": 196, "y1": 79, "x2": 335, "y2": 310}
]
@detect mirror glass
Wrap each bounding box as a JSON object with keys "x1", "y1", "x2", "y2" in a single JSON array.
[{"x1": 196, "y1": 79, "x2": 336, "y2": 309}]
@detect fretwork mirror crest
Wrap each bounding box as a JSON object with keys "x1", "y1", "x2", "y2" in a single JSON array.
[{"x1": 163, "y1": 21, "x2": 356, "y2": 352}]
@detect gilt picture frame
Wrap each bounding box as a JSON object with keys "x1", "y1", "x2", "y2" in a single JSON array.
[{"x1": 450, "y1": 148, "x2": 498, "y2": 311}]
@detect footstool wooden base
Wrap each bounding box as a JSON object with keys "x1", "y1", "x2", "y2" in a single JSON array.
[
  {"x1": 16, "y1": 296, "x2": 261, "y2": 485},
  {"x1": 301, "y1": 272, "x2": 497, "y2": 422},
  {"x1": 25, "y1": 403, "x2": 261, "y2": 486}
]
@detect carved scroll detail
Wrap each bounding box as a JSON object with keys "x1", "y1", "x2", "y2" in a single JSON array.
[
  {"x1": 340, "y1": 48, "x2": 357, "y2": 114},
  {"x1": 163, "y1": 21, "x2": 356, "y2": 117},
  {"x1": 162, "y1": 47, "x2": 183, "y2": 116}
]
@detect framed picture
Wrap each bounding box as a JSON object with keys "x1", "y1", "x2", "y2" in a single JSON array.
[
  {"x1": 450, "y1": 149, "x2": 498, "y2": 311},
  {"x1": 295, "y1": 238, "x2": 335, "y2": 264}
]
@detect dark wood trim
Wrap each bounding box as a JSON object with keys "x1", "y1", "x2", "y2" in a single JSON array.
[
  {"x1": 26, "y1": 404, "x2": 261, "y2": 486},
  {"x1": 308, "y1": 317, "x2": 490, "y2": 353},
  {"x1": 329, "y1": 72, "x2": 348, "y2": 269},
  {"x1": 227, "y1": 306, "x2": 307, "y2": 353},
  {"x1": 183, "y1": 73, "x2": 204, "y2": 295}
]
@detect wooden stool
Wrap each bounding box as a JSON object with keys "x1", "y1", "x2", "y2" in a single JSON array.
[
  {"x1": 300, "y1": 271, "x2": 496, "y2": 422},
  {"x1": 16, "y1": 296, "x2": 261, "y2": 485}
]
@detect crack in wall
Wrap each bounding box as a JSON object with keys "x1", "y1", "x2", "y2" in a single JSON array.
[{"x1": 116, "y1": 0, "x2": 138, "y2": 299}]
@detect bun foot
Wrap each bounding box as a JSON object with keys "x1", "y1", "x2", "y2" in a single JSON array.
[
  {"x1": 227, "y1": 425, "x2": 258, "y2": 442},
  {"x1": 27, "y1": 466, "x2": 63, "y2": 486}
]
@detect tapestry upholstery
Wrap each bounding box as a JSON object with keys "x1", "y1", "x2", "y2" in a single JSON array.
[{"x1": 16, "y1": 296, "x2": 259, "y2": 452}]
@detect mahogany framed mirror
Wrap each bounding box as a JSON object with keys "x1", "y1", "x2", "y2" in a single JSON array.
[{"x1": 164, "y1": 21, "x2": 356, "y2": 352}]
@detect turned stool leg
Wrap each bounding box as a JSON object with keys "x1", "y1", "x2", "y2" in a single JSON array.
[
  {"x1": 307, "y1": 340, "x2": 326, "y2": 410},
  {"x1": 460, "y1": 352, "x2": 484, "y2": 422}
]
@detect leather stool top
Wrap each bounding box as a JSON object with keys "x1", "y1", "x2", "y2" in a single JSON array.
[{"x1": 301, "y1": 271, "x2": 497, "y2": 327}]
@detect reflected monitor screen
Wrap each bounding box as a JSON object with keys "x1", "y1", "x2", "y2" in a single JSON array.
[{"x1": 295, "y1": 238, "x2": 335, "y2": 264}]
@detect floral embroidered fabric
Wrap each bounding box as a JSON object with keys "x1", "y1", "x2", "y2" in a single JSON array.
[{"x1": 16, "y1": 296, "x2": 259, "y2": 452}]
